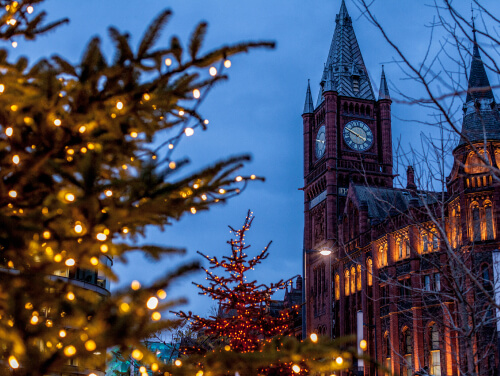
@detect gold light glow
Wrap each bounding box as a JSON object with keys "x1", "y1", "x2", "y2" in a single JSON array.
[
  {"x1": 131, "y1": 280, "x2": 141, "y2": 290},
  {"x1": 310, "y1": 333, "x2": 318, "y2": 343},
  {"x1": 64, "y1": 345, "x2": 76, "y2": 357},
  {"x1": 27, "y1": 5, "x2": 33, "y2": 13},
  {"x1": 119, "y1": 302, "x2": 130, "y2": 313},
  {"x1": 66, "y1": 292, "x2": 75, "y2": 301},
  {"x1": 131, "y1": 349, "x2": 143, "y2": 360},
  {"x1": 224, "y1": 59, "x2": 231, "y2": 68},
  {"x1": 8, "y1": 190, "x2": 17, "y2": 198},
  {"x1": 193, "y1": 89, "x2": 201, "y2": 99},
  {"x1": 360, "y1": 339, "x2": 367, "y2": 350},
  {"x1": 335, "y1": 356, "x2": 343, "y2": 365},
  {"x1": 12, "y1": 155, "x2": 19, "y2": 164},
  {"x1": 54, "y1": 119, "x2": 61, "y2": 126},
  {"x1": 152, "y1": 311, "x2": 161, "y2": 321},
  {"x1": 292, "y1": 365, "x2": 301, "y2": 373},
  {"x1": 143, "y1": 93, "x2": 150, "y2": 101},
  {"x1": 165, "y1": 58, "x2": 172, "y2": 66},
  {"x1": 74, "y1": 223, "x2": 83, "y2": 233},
  {"x1": 184, "y1": 127, "x2": 194, "y2": 136},
  {"x1": 96, "y1": 233, "x2": 107, "y2": 241},
  {"x1": 79, "y1": 125, "x2": 86, "y2": 133},
  {"x1": 235, "y1": 176, "x2": 243, "y2": 182},
  {"x1": 90, "y1": 257, "x2": 99, "y2": 266},
  {"x1": 100, "y1": 244, "x2": 108, "y2": 253},
  {"x1": 174, "y1": 359, "x2": 182, "y2": 367},
  {"x1": 157, "y1": 289, "x2": 167, "y2": 299},
  {"x1": 30, "y1": 316, "x2": 39, "y2": 325},
  {"x1": 43, "y1": 231, "x2": 51, "y2": 239},
  {"x1": 5, "y1": 127, "x2": 13, "y2": 136},
  {"x1": 209, "y1": 66, "x2": 217, "y2": 76},
  {"x1": 116, "y1": 101, "x2": 124, "y2": 110},
  {"x1": 191, "y1": 207, "x2": 196, "y2": 214},
  {"x1": 59, "y1": 329, "x2": 66, "y2": 338},
  {"x1": 85, "y1": 340, "x2": 96, "y2": 351}
]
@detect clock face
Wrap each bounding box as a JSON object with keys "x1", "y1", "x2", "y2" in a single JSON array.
[
  {"x1": 343, "y1": 120, "x2": 373, "y2": 152},
  {"x1": 315, "y1": 125, "x2": 326, "y2": 159}
]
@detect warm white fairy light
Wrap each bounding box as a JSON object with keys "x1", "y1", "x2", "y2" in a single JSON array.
[
  {"x1": 27, "y1": 5, "x2": 33, "y2": 13},
  {"x1": 209, "y1": 67, "x2": 217, "y2": 76},
  {"x1": 169, "y1": 161, "x2": 176, "y2": 169},
  {"x1": 96, "y1": 233, "x2": 107, "y2": 241},
  {"x1": 100, "y1": 244, "x2": 108, "y2": 253},
  {"x1": 65, "y1": 193, "x2": 75, "y2": 202},
  {"x1": 65, "y1": 259, "x2": 75, "y2": 267},
  {"x1": 152, "y1": 311, "x2": 161, "y2": 321},
  {"x1": 12, "y1": 155, "x2": 19, "y2": 164},
  {"x1": 79, "y1": 125, "x2": 86, "y2": 133},
  {"x1": 8, "y1": 190, "x2": 17, "y2": 198},
  {"x1": 204, "y1": 119, "x2": 209, "y2": 125},
  {"x1": 310, "y1": 333, "x2": 318, "y2": 343},
  {"x1": 235, "y1": 176, "x2": 243, "y2": 182},
  {"x1": 193, "y1": 89, "x2": 201, "y2": 99},
  {"x1": 85, "y1": 340, "x2": 96, "y2": 351},
  {"x1": 184, "y1": 127, "x2": 194, "y2": 136},
  {"x1": 54, "y1": 119, "x2": 61, "y2": 126},
  {"x1": 131, "y1": 349, "x2": 143, "y2": 360},
  {"x1": 146, "y1": 297, "x2": 158, "y2": 310},
  {"x1": 8, "y1": 356, "x2": 19, "y2": 369},
  {"x1": 90, "y1": 257, "x2": 99, "y2": 266},
  {"x1": 66, "y1": 292, "x2": 75, "y2": 301},
  {"x1": 224, "y1": 59, "x2": 231, "y2": 68},
  {"x1": 143, "y1": 93, "x2": 150, "y2": 101},
  {"x1": 59, "y1": 329, "x2": 67, "y2": 338},
  {"x1": 178, "y1": 109, "x2": 184, "y2": 116},
  {"x1": 74, "y1": 223, "x2": 83, "y2": 233},
  {"x1": 64, "y1": 345, "x2": 76, "y2": 357},
  {"x1": 336, "y1": 356, "x2": 343, "y2": 365},
  {"x1": 157, "y1": 289, "x2": 167, "y2": 299},
  {"x1": 0, "y1": 84, "x2": 5, "y2": 93},
  {"x1": 116, "y1": 101, "x2": 123, "y2": 110},
  {"x1": 5, "y1": 127, "x2": 13, "y2": 136},
  {"x1": 164, "y1": 58, "x2": 172, "y2": 66},
  {"x1": 11, "y1": 41, "x2": 17, "y2": 48},
  {"x1": 191, "y1": 207, "x2": 196, "y2": 214},
  {"x1": 105, "y1": 190, "x2": 112, "y2": 197}
]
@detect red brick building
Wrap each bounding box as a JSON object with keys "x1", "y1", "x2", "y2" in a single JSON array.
[{"x1": 302, "y1": 2, "x2": 500, "y2": 375}]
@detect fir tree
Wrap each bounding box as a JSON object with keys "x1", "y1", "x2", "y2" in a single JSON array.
[
  {"x1": 0, "y1": 1, "x2": 273, "y2": 375},
  {"x1": 178, "y1": 210, "x2": 296, "y2": 354}
]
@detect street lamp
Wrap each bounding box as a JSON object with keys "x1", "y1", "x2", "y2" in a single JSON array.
[{"x1": 302, "y1": 248, "x2": 332, "y2": 339}]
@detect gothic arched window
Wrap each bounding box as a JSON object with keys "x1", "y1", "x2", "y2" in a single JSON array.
[
  {"x1": 429, "y1": 324, "x2": 441, "y2": 376},
  {"x1": 403, "y1": 328, "x2": 413, "y2": 376},
  {"x1": 366, "y1": 258, "x2": 373, "y2": 286},
  {"x1": 357, "y1": 264, "x2": 362, "y2": 291},
  {"x1": 350, "y1": 266, "x2": 356, "y2": 295},
  {"x1": 484, "y1": 201, "x2": 495, "y2": 240},
  {"x1": 471, "y1": 203, "x2": 481, "y2": 241},
  {"x1": 344, "y1": 270, "x2": 350, "y2": 296},
  {"x1": 335, "y1": 274, "x2": 340, "y2": 300}
]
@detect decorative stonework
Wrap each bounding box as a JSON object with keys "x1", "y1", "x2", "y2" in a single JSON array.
[{"x1": 312, "y1": 201, "x2": 326, "y2": 245}]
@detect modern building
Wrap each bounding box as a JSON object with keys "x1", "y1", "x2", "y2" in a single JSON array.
[{"x1": 302, "y1": 1, "x2": 500, "y2": 375}]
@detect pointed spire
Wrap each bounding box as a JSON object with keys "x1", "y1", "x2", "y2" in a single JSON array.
[
  {"x1": 323, "y1": 65, "x2": 336, "y2": 92},
  {"x1": 303, "y1": 80, "x2": 314, "y2": 114},
  {"x1": 318, "y1": 0, "x2": 374, "y2": 101},
  {"x1": 378, "y1": 65, "x2": 390, "y2": 100},
  {"x1": 458, "y1": 30, "x2": 500, "y2": 145}
]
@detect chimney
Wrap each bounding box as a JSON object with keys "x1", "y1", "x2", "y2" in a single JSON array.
[{"x1": 406, "y1": 166, "x2": 417, "y2": 189}]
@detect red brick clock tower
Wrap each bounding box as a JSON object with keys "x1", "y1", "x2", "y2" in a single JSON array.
[{"x1": 302, "y1": 0, "x2": 393, "y2": 336}]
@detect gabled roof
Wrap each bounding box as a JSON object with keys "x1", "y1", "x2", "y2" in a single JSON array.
[
  {"x1": 316, "y1": 0, "x2": 374, "y2": 105},
  {"x1": 459, "y1": 32, "x2": 500, "y2": 145}
]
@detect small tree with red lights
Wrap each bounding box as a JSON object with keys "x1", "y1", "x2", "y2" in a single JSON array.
[{"x1": 178, "y1": 210, "x2": 296, "y2": 354}]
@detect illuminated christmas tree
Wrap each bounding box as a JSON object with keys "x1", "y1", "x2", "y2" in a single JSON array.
[
  {"x1": 0, "y1": 1, "x2": 272, "y2": 375},
  {"x1": 178, "y1": 211, "x2": 297, "y2": 354}
]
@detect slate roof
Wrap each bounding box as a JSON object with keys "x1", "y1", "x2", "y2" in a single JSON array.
[
  {"x1": 316, "y1": 0, "x2": 375, "y2": 106},
  {"x1": 459, "y1": 33, "x2": 500, "y2": 145},
  {"x1": 351, "y1": 185, "x2": 438, "y2": 221}
]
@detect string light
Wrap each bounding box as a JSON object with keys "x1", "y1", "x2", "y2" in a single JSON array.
[
  {"x1": 360, "y1": 339, "x2": 367, "y2": 350},
  {"x1": 5, "y1": 127, "x2": 13, "y2": 136},
  {"x1": 146, "y1": 297, "x2": 158, "y2": 310},
  {"x1": 130, "y1": 131, "x2": 138, "y2": 138},
  {"x1": 174, "y1": 359, "x2": 182, "y2": 367},
  {"x1": 292, "y1": 365, "x2": 301, "y2": 373},
  {"x1": 27, "y1": 5, "x2": 33, "y2": 13},
  {"x1": 204, "y1": 119, "x2": 209, "y2": 125},
  {"x1": 0, "y1": 84, "x2": 4, "y2": 93},
  {"x1": 250, "y1": 174, "x2": 256, "y2": 179},
  {"x1": 116, "y1": 101, "x2": 123, "y2": 110},
  {"x1": 105, "y1": 190, "x2": 113, "y2": 197},
  {"x1": 224, "y1": 59, "x2": 232, "y2": 68},
  {"x1": 30, "y1": 316, "x2": 39, "y2": 325},
  {"x1": 310, "y1": 333, "x2": 318, "y2": 343},
  {"x1": 59, "y1": 330, "x2": 67, "y2": 338},
  {"x1": 8, "y1": 356, "x2": 19, "y2": 369},
  {"x1": 66, "y1": 292, "x2": 75, "y2": 301},
  {"x1": 165, "y1": 58, "x2": 172, "y2": 66},
  {"x1": 131, "y1": 349, "x2": 143, "y2": 360},
  {"x1": 119, "y1": 302, "x2": 130, "y2": 313},
  {"x1": 131, "y1": 280, "x2": 141, "y2": 290},
  {"x1": 184, "y1": 127, "x2": 194, "y2": 136},
  {"x1": 64, "y1": 193, "x2": 75, "y2": 202},
  {"x1": 335, "y1": 356, "x2": 343, "y2": 365},
  {"x1": 96, "y1": 233, "x2": 107, "y2": 241},
  {"x1": 79, "y1": 125, "x2": 86, "y2": 133},
  {"x1": 100, "y1": 244, "x2": 109, "y2": 253},
  {"x1": 54, "y1": 119, "x2": 61, "y2": 126},
  {"x1": 178, "y1": 109, "x2": 184, "y2": 116},
  {"x1": 151, "y1": 311, "x2": 161, "y2": 321},
  {"x1": 191, "y1": 207, "x2": 196, "y2": 214},
  {"x1": 64, "y1": 346, "x2": 76, "y2": 357},
  {"x1": 90, "y1": 257, "x2": 98, "y2": 266},
  {"x1": 168, "y1": 143, "x2": 174, "y2": 149},
  {"x1": 193, "y1": 89, "x2": 201, "y2": 99},
  {"x1": 65, "y1": 258, "x2": 75, "y2": 267},
  {"x1": 209, "y1": 67, "x2": 217, "y2": 76},
  {"x1": 85, "y1": 340, "x2": 96, "y2": 351},
  {"x1": 11, "y1": 41, "x2": 17, "y2": 48},
  {"x1": 169, "y1": 161, "x2": 176, "y2": 169},
  {"x1": 157, "y1": 289, "x2": 167, "y2": 299},
  {"x1": 8, "y1": 190, "x2": 17, "y2": 198},
  {"x1": 143, "y1": 93, "x2": 150, "y2": 101},
  {"x1": 74, "y1": 223, "x2": 83, "y2": 234}
]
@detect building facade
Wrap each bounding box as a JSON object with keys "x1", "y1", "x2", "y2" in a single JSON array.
[{"x1": 302, "y1": 1, "x2": 500, "y2": 375}]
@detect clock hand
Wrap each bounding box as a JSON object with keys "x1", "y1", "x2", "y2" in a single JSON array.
[{"x1": 347, "y1": 127, "x2": 366, "y2": 142}]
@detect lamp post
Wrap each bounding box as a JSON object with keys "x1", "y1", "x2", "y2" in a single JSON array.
[{"x1": 302, "y1": 248, "x2": 332, "y2": 339}]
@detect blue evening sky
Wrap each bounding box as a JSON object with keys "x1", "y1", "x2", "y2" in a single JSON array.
[{"x1": 13, "y1": 1, "x2": 500, "y2": 318}]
